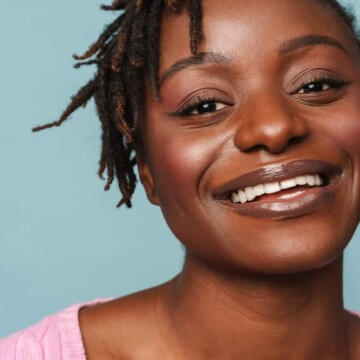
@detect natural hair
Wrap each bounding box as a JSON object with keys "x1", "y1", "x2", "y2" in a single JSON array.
[{"x1": 32, "y1": 0, "x2": 358, "y2": 208}]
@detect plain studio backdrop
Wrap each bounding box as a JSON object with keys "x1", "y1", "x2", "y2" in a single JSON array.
[{"x1": 1, "y1": 0, "x2": 360, "y2": 338}]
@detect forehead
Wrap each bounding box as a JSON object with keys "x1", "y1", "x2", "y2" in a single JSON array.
[{"x1": 159, "y1": 0, "x2": 357, "y2": 73}]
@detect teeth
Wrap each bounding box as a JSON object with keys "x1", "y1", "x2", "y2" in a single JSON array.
[
  {"x1": 231, "y1": 174, "x2": 324, "y2": 204},
  {"x1": 231, "y1": 192, "x2": 240, "y2": 203},
  {"x1": 244, "y1": 187, "x2": 256, "y2": 201},
  {"x1": 264, "y1": 182, "x2": 281, "y2": 194},
  {"x1": 295, "y1": 176, "x2": 307, "y2": 185},
  {"x1": 253, "y1": 184, "x2": 265, "y2": 196},
  {"x1": 306, "y1": 175, "x2": 315, "y2": 186},
  {"x1": 315, "y1": 174, "x2": 322, "y2": 186},
  {"x1": 280, "y1": 178, "x2": 297, "y2": 189},
  {"x1": 238, "y1": 190, "x2": 247, "y2": 204}
]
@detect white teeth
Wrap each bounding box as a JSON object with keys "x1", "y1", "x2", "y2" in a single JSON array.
[
  {"x1": 231, "y1": 192, "x2": 240, "y2": 203},
  {"x1": 253, "y1": 184, "x2": 265, "y2": 196},
  {"x1": 295, "y1": 175, "x2": 307, "y2": 185},
  {"x1": 280, "y1": 178, "x2": 297, "y2": 189},
  {"x1": 231, "y1": 173, "x2": 324, "y2": 204},
  {"x1": 244, "y1": 187, "x2": 256, "y2": 201},
  {"x1": 238, "y1": 190, "x2": 247, "y2": 204},
  {"x1": 265, "y1": 182, "x2": 281, "y2": 194},
  {"x1": 315, "y1": 174, "x2": 322, "y2": 186},
  {"x1": 306, "y1": 175, "x2": 315, "y2": 186}
]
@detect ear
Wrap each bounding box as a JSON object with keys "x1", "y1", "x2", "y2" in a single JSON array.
[{"x1": 137, "y1": 155, "x2": 160, "y2": 206}]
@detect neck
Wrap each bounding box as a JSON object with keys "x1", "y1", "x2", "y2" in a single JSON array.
[{"x1": 159, "y1": 254, "x2": 350, "y2": 359}]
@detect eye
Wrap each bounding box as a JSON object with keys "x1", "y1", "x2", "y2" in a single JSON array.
[
  {"x1": 298, "y1": 81, "x2": 331, "y2": 94},
  {"x1": 295, "y1": 76, "x2": 347, "y2": 95},
  {"x1": 170, "y1": 96, "x2": 230, "y2": 117},
  {"x1": 189, "y1": 100, "x2": 227, "y2": 115}
]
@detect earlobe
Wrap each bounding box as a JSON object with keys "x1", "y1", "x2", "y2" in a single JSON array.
[{"x1": 137, "y1": 156, "x2": 160, "y2": 206}]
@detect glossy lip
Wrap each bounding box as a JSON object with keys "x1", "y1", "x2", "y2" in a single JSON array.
[
  {"x1": 212, "y1": 159, "x2": 343, "y2": 219},
  {"x1": 213, "y1": 159, "x2": 342, "y2": 199}
]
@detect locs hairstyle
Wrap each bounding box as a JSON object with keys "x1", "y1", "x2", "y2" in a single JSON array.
[{"x1": 32, "y1": 0, "x2": 358, "y2": 208}]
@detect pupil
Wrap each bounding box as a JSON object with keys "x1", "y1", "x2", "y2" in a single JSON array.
[
  {"x1": 197, "y1": 101, "x2": 216, "y2": 114},
  {"x1": 304, "y1": 82, "x2": 323, "y2": 93}
]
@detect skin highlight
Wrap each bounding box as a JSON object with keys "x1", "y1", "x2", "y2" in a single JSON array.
[{"x1": 73, "y1": 0, "x2": 360, "y2": 359}]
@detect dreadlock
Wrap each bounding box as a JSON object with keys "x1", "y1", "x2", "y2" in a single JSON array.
[
  {"x1": 33, "y1": 0, "x2": 202, "y2": 208},
  {"x1": 32, "y1": 0, "x2": 358, "y2": 208}
]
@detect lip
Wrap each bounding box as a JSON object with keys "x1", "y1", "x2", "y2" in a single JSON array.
[
  {"x1": 213, "y1": 159, "x2": 342, "y2": 199},
  {"x1": 212, "y1": 159, "x2": 343, "y2": 219}
]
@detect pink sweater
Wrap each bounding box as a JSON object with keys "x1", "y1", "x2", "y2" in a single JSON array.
[
  {"x1": 0, "y1": 298, "x2": 110, "y2": 360},
  {"x1": 1, "y1": 300, "x2": 359, "y2": 360}
]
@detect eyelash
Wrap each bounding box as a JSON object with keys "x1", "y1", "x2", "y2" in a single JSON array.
[
  {"x1": 171, "y1": 96, "x2": 223, "y2": 117},
  {"x1": 295, "y1": 75, "x2": 348, "y2": 94},
  {"x1": 170, "y1": 75, "x2": 348, "y2": 117}
]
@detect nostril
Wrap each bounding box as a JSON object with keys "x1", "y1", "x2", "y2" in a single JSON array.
[
  {"x1": 287, "y1": 136, "x2": 304, "y2": 147},
  {"x1": 233, "y1": 110, "x2": 309, "y2": 154},
  {"x1": 236, "y1": 132, "x2": 307, "y2": 155}
]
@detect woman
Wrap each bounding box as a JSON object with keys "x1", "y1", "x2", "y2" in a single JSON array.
[{"x1": 1, "y1": 0, "x2": 360, "y2": 358}]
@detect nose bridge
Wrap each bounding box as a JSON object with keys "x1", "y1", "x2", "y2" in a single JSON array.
[{"x1": 234, "y1": 91, "x2": 308, "y2": 153}]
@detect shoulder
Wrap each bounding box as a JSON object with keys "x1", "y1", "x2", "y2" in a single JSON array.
[
  {"x1": 0, "y1": 298, "x2": 111, "y2": 360},
  {"x1": 0, "y1": 316, "x2": 52, "y2": 360},
  {"x1": 79, "y1": 285, "x2": 170, "y2": 360}
]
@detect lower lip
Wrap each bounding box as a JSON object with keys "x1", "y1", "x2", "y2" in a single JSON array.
[{"x1": 219, "y1": 179, "x2": 340, "y2": 219}]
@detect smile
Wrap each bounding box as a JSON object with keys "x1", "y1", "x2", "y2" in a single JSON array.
[
  {"x1": 213, "y1": 159, "x2": 342, "y2": 219},
  {"x1": 231, "y1": 174, "x2": 323, "y2": 204}
]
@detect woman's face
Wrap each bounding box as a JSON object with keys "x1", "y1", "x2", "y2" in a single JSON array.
[{"x1": 140, "y1": 0, "x2": 360, "y2": 274}]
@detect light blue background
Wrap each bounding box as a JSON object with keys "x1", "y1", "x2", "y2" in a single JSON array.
[{"x1": 1, "y1": 0, "x2": 360, "y2": 338}]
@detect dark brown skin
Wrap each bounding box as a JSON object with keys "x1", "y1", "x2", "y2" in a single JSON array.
[{"x1": 79, "y1": 0, "x2": 360, "y2": 358}]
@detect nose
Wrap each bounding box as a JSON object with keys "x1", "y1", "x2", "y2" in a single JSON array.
[{"x1": 234, "y1": 95, "x2": 309, "y2": 154}]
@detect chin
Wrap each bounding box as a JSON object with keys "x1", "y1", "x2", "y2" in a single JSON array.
[
  {"x1": 226, "y1": 234, "x2": 349, "y2": 276},
  {"x1": 182, "y1": 221, "x2": 353, "y2": 277}
]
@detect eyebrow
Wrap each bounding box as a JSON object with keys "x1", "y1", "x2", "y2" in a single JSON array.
[
  {"x1": 158, "y1": 36, "x2": 347, "y2": 87},
  {"x1": 159, "y1": 52, "x2": 232, "y2": 86},
  {"x1": 278, "y1": 35, "x2": 348, "y2": 56}
]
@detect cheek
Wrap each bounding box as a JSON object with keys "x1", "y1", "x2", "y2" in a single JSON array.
[
  {"x1": 144, "y1": 121, "x2": 229, "y2": 248},
  {"x1": 329, "y1": 108, "x2": 360, "y2": 153},
  {"x1": 319, "y1": 100, "x2": 360, "y2": 222},
  {"x1": 326, "y1": 102, "x2": 360, "y2": 176},
  {"x1": 149, "y1": 131, "x2": 215, "y2": 200},
  {"x1": 145, "y1": 132, "x2": 209, "y2": 248},
  {"x1": 340, "y1": 113, "x2": 360, "y2": 217},
  {"x1": 303, "y1": 92, "x2": 360, "y2": 177}
]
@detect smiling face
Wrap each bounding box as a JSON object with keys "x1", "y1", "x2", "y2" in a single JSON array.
[{"x1": 139, "y1": 0, "x2": 360, "y2": 274}]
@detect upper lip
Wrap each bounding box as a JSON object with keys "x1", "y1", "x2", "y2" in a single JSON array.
[{"x1": 213, "y1": 159, "x2": 342, "y2": 199}]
